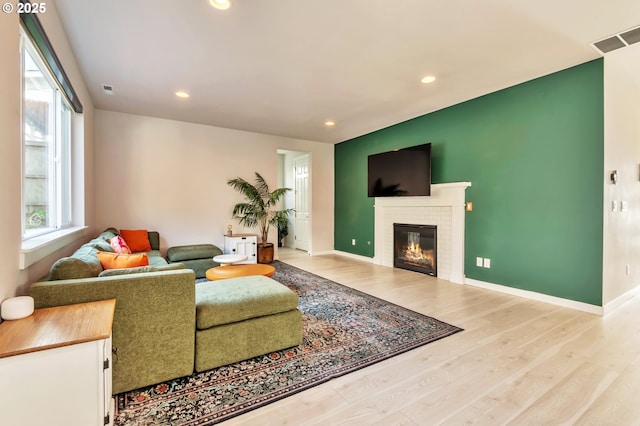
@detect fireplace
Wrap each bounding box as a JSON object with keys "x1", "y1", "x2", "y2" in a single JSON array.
[
  {"x1": 374, "y1": 182, "x2": 470, "y2": 283},
  {"x1": 393, "y1": 223, "x2": 437, "y2": 276}
]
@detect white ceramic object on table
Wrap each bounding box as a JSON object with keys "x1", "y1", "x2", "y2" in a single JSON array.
[{"x1": 1, "y1": 296, "x2": 35, "y2": 320}]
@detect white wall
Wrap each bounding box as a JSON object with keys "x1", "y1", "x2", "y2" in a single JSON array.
[
  {"x1": 94, "y1": 111, "x2": 334, "y2": 255},
  {"x1": 0, "y1": 4, "x2": 95, "y2": 301},
  {"x1": 0, "y1": 12, "x2": 22, "y2": 302},
  {"x1": 603, "y1": 44, "x2": 640, "y2": 305}
]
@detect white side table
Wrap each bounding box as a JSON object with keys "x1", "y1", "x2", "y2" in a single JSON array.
[
  {"x1": 0, "y1": 299, "x2": 115, "y2": 426},
  {"x1": 223, "y1": 234, "x2": 257, "y2": 264},
  {"x1": 213, "y1": 254, "x2": 249, "y2": 265}
]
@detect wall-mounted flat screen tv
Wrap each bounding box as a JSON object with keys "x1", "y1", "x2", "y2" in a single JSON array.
[{"x1": 368, "y1": 143, "x2": 431, "y2": 197}]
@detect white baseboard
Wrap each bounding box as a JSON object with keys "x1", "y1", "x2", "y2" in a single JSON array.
[
  {"x1": 332, "y1": 250, "x2": 375, "y2": 263},
  {"x1": 314, "y1": 252, "x2": 618, "y2": 315},
  {"x1": 464, "y1": 277, "x2": 604, "y2": 315},
  {"x1": 603, "y1": 286, "x2": 640, "y2": 315}
]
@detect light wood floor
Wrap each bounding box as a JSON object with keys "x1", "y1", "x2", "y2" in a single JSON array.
[{"x1": 224, "y1": 248, "x2": 640, "y2": 425}]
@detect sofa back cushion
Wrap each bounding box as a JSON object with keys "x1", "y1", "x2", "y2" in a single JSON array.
[
  {"x1": 86, "y1": 237, "x2": 114, "y2": 252},
  {"x1": 49, "y1": 240, "x2": 108, "y2": 280},
  {"x1": 46, "y1": 228, "x2": 162, "y2": 281},
  {"x1": 49, "y1": 257, "x2": 100, "y2": 280},
  {"x1": 148, "y1": 231, "x2": 160, "y2": 251},
  {"x1": 99, "y1": 228, "x2": 121, "y2": 241}
]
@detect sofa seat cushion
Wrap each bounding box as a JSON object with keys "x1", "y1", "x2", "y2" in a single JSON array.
[
  {"x1": 98, "y1": 262, "x2": 185, "y2": 277},
  {"x1": 167, "y1": 244, "x2": 222, "y2": 262},
  {"x1": 195, "y1": 276, "x2": 298, "y2": 330}
]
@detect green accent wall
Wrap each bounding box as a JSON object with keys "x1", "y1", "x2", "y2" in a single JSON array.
[{"x1": 335, "y1": 59, "x2": 604, "y2": 305}]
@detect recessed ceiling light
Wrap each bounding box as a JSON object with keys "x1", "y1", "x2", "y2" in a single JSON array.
[
  {"x1": 421, "y1": 75, "x2": 436, "y2": 84},
  {"x1": 209, "y1": 0, "x2": 231, "y2": 10},
  {"x1": 325, "y1": 121, "x2": 335, "y2": 127},
  {"x1": 175, "y1": 91, "x2": 190, "y2": 98}
]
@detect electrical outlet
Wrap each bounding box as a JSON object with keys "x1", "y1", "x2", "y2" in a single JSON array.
[
  {"x1": 483, "y1": 258, "x2": 491, "y2": 268},
  {"x1": 612, "y1": 200, "x2": 618, "y2": 212},
  {"x1": 351, "y1": 239, "x2": 356, "y2": 246},
  {"x1": 476, "y1": 257, "x2": 483, "y2": 267}
]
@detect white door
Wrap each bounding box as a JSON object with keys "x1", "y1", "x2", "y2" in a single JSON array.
[{"x1": 294, "y1": 155, "x2": 310, "y2": 252}]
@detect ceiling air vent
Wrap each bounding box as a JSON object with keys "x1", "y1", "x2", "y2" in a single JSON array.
[
  {"x1": 102, "y1": 84, "x2": 114, "y2": 95},
  {"x1": 620, "y1": 27, "x2": 640, "y2": 45},
  {"x1": 592, "y1": 25, "x2": 640, "y2": 55},
  {"x1": 593, "y1": 36, "x2": 626, "y2": 54}
]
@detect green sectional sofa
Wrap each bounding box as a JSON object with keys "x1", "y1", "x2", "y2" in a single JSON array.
[
  {"x1": 29, "y1": 228, "x2": 196, "y2": 394},
  {"x1": 29, "y1": 228, "x2": 303, "y2": 395}
]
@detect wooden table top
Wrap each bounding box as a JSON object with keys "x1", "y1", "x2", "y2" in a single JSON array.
[{"x1": 0, "y1": 299, "x2": 116, "y2": 358}]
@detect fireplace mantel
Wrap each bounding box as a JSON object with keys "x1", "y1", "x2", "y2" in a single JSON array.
[{"x1": 373, "y1": 182, "x2": 471, "y2": 284}]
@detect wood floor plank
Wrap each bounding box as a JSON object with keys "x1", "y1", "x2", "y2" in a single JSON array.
[
  {"x1": 575, "y1": 354, "x2": 640, "y2": 425},
  {"x1": 372, "y1": 411, "x2": 419, "y2": 426},
  {"x1": 509, "y1": 361, "x2": 618, "y2": 425},
  {"x1": 224, "y1": 386, "x2": 350, "y2": 425}
]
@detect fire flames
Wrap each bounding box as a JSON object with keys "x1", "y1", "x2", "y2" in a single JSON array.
[{"x1": 401, "y1": 241, "x2": 435, "y2": 268}]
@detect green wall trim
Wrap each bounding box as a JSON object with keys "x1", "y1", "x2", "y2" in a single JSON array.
[{"x1": 334, "y1": 59, "x2": 604, "y2": 305}]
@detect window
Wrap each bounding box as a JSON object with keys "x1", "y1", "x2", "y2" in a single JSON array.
[{"x1": 21, "y1": 29, "x2": 72, "y2": 239}]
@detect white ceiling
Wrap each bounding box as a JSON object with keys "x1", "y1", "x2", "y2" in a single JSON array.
[{"x1": 52, "y1": 0, "x2": 640, "y2": 144}]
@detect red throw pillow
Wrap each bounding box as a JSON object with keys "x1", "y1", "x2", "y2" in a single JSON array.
[
  {"x1": 97, "y1": 251, "x2": 149, "y2": 270},
  {"x1": 120, "y1": 229, "x2": 152, "y2": 252}
]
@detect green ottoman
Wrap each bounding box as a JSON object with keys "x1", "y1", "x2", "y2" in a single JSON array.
[
  {"x1": 167, "y1": 244, "x2": 223, "y2": 278},
  {"x1": 194, "y1": 275, "x2": 303, "y2": 372}
]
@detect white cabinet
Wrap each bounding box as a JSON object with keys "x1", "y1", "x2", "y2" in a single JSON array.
[
  {"x1": 0, "y1": 300, "x2": 116, "y2": 426},
  {"x1": 224, "y1": 234, "x2": 257, "y2": 264}
]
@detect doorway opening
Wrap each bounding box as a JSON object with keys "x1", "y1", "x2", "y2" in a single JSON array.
[{"x1": 277, "y1": 149, "x2": 311, "y2": 253}]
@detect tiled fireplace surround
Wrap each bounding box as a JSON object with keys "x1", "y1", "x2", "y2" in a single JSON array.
[{"x1": 373, "y1": 182, "x2": 471, "y2": 284}]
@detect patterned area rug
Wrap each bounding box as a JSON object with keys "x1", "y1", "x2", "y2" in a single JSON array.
[{"x1": 114, "y1": 261, "x2": 462, "y2": 425}]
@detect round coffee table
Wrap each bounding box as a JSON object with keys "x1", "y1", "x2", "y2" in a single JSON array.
[
  {"x1": 205, "y1": 264, "x2": 276, "y2": 281},
  {"x1": 213, "y1": 254, "x2": 248, "y2": 265}
]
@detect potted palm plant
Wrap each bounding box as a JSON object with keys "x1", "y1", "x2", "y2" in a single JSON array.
[{"x1": 227, "y1": 172, "x2": 294, "y2": 263}]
